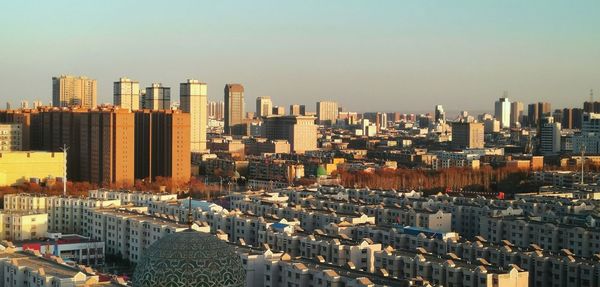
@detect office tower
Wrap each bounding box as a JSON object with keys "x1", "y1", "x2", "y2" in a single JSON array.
[
  {"x1": 256, "y1": 96, "x2": 272, "y2": 117},
  {"x1": 272, "y1": 106, "x2": 285, "y2": 116},
  {"x1": 134, "y1": 110, "x2": 190, "y2": 183},
  {"x1": 5, "y1": 102, "x2": 10, "y2": 110},
  {"x1": 572, "y1": 108, "x2": 583, "y2": 129},
  {"x1": 289, "y1": 104, "x2": 305, "y2": 116},
  {"x1": 224, "y1": 84, "x2": 245, "y2": 135},
  {"x1": 114, "y1": 77, "x2": 140, "y2": 110},
  {"x1": 20, "y1": 101, "x2": 29, "y2": 109},
  {"x1": 52, "y1": 75, "x2": 97, "y2": 108},
  {"x1": 143, "y1": 83, "x2": 171, "y2": 110},
  {"x1": 434, "y1": 105, "x2": 445, "y2": 124},
  {"x1": 539, "y1": 117, "x2": 561, "y2": 155},
  {"x1": 262, "y1": 116, "x2": 317, "y2": 153},
  {"x1": 494, "y1": 97, "x2": 511, "y2": 128},
  {"x1": 180, "y1": 79, "x2": 208, "y2": 151},
  {"x1": 79, "y1": 108, "x2": 135, "y2": 185},
  {"x1": 510, "y1": 101, "x2": 524, "y2": 127},
  {"x1": 316, "y1": 101, "x2": 338, "y2": 126},
  {"x1": 32, "y1": 101, "x2": 43, "y2": 109},
  {"x1": 451, "y1": 122, "x2": 485, "y2": 149},
  {"x1": 528, "y1": 103, "x2": 539, "y2": 127}
]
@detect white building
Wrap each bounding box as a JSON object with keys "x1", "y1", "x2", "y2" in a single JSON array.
[
  {"x1": 494, "y1": 97, "x2": 511, "y2": 129},
  {"x1": 540, "y1": 118, "x2": 561, "y2": 155}
]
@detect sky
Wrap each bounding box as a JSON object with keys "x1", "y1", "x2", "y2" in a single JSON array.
[{"x1": 0, "y1": 0, "x2": 599, "y2": 114}]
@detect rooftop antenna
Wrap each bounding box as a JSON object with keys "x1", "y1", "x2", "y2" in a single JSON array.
[
  {"x1": 59, "y1": 144, "x2": 69, "y2": 197},
  {"x1": 186, "y1": 196, "x2": 193, "y2": 229}
]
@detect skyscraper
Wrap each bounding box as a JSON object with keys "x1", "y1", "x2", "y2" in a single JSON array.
[
  {"x1": 434, "y1": 105, "x2": 445, "y2": 124},
  {"x1": 256, "y1": 96, "x2": 273, "y2": 117},
  {"x1": 494, "y1": 97, "x2": 511, "y2": 128},
  {"x1": 143, "y1": 83, "x2": 171, "y2": 110},
  {"x1": 114, "y1": 77, "x2": 140, "y2": 110},
  {"x1": 224, "y1": 84, "x2": 245, "y2": 135},
  {"x1": 451, "y1": 122, "x2": 485, "y2": 149},
  {"x1": 289, "y1": 104, "x2": 305, "y2": 116},
  {"x1": 316, "y1": 101, "x2": 338, "y2": 126},
  {"x1": 52, "y1": 75, "x2": 97, "y2": 108},
  {"x1": 510, "y1": 101, "x2": 524, "y2": 127},
  {"x1": 262, "y1": 115, "x2": 317, "y2": 153},
  {"x1": 180, "y1": 79, "x2": 208, "y2": 152}
]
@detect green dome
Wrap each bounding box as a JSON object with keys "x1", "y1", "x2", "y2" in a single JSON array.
[
  {"x1": 316, "y1": 165, "x2": 328, "y2": 177},
  {"x1": 132, "y1": 230, "x2": 246, "y2": 287}
]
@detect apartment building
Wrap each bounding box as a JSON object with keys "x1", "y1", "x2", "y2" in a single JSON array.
[{"x1": 0, "y1": 211, "x2": 48, "y2": 241}]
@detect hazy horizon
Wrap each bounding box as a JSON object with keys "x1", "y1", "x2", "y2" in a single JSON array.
[{"x1": 1, "y1": 1, "x2": 599, "y2": 113}]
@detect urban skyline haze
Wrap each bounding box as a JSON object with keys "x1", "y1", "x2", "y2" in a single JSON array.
[{"x1": 1, "y1": 0, "x2": 599, "y2": 112}]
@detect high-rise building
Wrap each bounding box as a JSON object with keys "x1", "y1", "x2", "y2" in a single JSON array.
[
  {"x1": 434, "y1": 105, "x2": 445, "y2": 124},
  {"x1": 52, "y1": 75, "x2": 97, "y2": 108},
  {"x1": 583, "y1": 101, "x2": 600, "y2": 113},
  {"x1": 316, "y1": 101, "x2": 338, "y2": 126},
  {"x1": 256, "y1": 97, "x2": 272, "y2": 118},
  {"x1": 262, "y1": 116, "x2": 317, "y2": 153},
  {"x1": 32, "y1": 101, "x2": 43, "y2": 109},
  {"x1": 180, "y1": 79, "x2": 208, "y2": 151},
  {"x1": 539, "y1": 117, "x2": 561, "y2": 155},
  {"x1": 208, "y1": 101, "x2": 225, "y2": 120},
  {"x1": 20, "y1": 101, "x2": 29, "y2": 109},
  {"x1": 134, "y1": 110, "x2": 191, "y2": 183},
  {"x1": 114, "y1": 77, "x2": 140, "y2": 110},
  {"x1": 143, "y1": 83, "x2": 171, "y2": 110},
  {"x1": 451, "y1": 122, "x2": 484, "y2": 149},
  {"x1": 224, "y1": 84, "x2": 245, "y2": 135},
  {"x1": 80, "y1": 108, "x2": 136, "y2": 185},
  {"x1": 510, "y1": 101, "x2": 524, "y2": 127},
  {"x1": 289, "y1": 104, "x2": 305, "y2": 116},
  {"x1": 562, "y1": 108, "x2": 575, "y2": 129},
  {"x1": 494, "y1": 98, "x2": 511, "y2": 129},
  {"x1": 528, "y1": 102, "x2": 551, "y2": 127}
]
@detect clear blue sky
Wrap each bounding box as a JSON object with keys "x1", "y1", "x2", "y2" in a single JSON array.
[{"x1": 1, "y1": 0, "x2": 599, "y2": 113}]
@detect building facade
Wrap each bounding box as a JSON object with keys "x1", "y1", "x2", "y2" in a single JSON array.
[
  {"x1": 262, "y1": 116, "x2": 318, "y2": 154},
  {"x1": 224, "y1": 84, "x2": 245, "y2": 135},
  {"x1": 180, "y1": 79, "x2": 208, "y2": 152},
  {"x1": 316, "y1": 101, "x2": 338, "y2": 126},
  {"x1": 52, "y1": 75, "x2": 97, "y2": 108},
  {"x1": 113, "y1": 77, "x2": 140, "y2": 110},
  {"x1": 143, "y1": 83, "x2": 171, "y2": 110}
]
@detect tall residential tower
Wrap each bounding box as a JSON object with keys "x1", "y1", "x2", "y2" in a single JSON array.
[
  {"x1": 114, "y1": 77, "x2": 140, "y2": 110},
  {"x1": 52, "y1": 75, "x2": 97, "y2": 108},
  {"x1": 180, "y1": 79, "x2": 208, "y2": 151}
]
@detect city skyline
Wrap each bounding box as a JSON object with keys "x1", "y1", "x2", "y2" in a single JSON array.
[{"x1": 1, "y1": 1, "x2": 599, "y2": 112}]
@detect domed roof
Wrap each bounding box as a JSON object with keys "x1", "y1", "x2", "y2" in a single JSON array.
[{"x1": 132, "y1": 230, "x2": 246, "y2": 287}]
